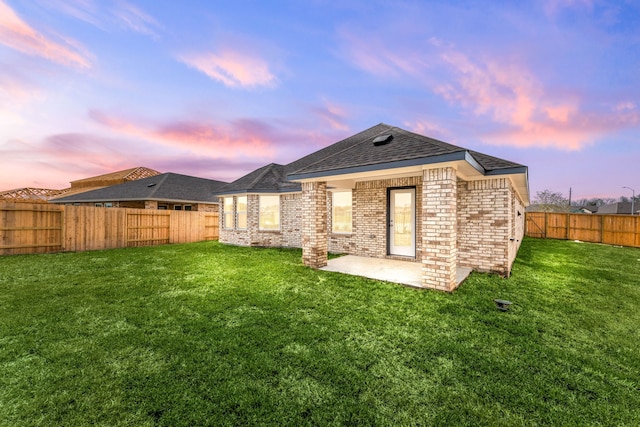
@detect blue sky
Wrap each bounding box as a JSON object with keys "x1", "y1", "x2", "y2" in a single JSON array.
[{"x1": 1, "y1": 0, "x2": 639, "y2": 201}]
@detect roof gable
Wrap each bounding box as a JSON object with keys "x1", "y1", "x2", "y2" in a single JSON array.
[
  {"x1": 288, "y1": 124, "x2": 524, "y2": 177},
  {"x1": 69, "y1": 166, "x2": 160, "y2": 188},
  {"x1": 218, "y1": 163, "x2": 301, "y2": 194}
]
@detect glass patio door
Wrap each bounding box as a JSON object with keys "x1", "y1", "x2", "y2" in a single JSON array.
[{"x1": 389, "y1": 188, "x2": 415, "y2": 257}]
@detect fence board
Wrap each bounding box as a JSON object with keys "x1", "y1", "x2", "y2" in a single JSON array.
[
  {"x1": 526, "y1": 212, "x2": 640, "y2": 248},
  {"x1": 0, "y1": 202, "x2": 218, "y2": 255},
  {"x1": 0, "y1": 202, "x2": 63, "y2": 255}
]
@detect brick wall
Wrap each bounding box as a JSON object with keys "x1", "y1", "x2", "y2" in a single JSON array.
[
  {"x1": 348, "y1": 176, "x2": 423, "y2": 261},
  {"x1": 422, "y1": 167, "x2": 458, "y2": 291},
  {"x1": 220, "y1": 194, "x2": 302, "y2": 247},
  {"x1": 282, "y1": 193, "x2": 303, "y2": 247},
  {"x1": 301, "y1": 182, "x2": 327, "y2": 268},
  {"x1": 219, "y1": 173, "x2": 526, "y2": 282},
  {"x1": 457, "y1": 178, "x2": 513, "y2": 275}
]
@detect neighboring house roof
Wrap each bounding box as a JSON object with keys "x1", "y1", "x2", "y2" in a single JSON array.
[
  {"x1": 596, "y1": 202, "x2": 634, "y2": 215},
  {"x1": 50, "y1": 173, "x2": 227, "y2": 204},
  {"x1": 0, "y1": 187, "x2": 68, "y2": 203},
  {"x1": 48, "y1": 166, "x2": 162, "y2": 200},
  {"x1": 218, "y1": 123, "x2": 529, "y2": 203},
  {"x1": 69, "y1": 166, "x2": 160, "y2": 189}
]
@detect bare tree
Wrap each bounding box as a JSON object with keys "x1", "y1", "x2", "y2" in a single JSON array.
[{"x1": 533, "y1": 190, "x2": 570, "y2": 212}]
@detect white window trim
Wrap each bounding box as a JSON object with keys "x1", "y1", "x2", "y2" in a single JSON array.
[
  {"x1": 223, "y1": 197, "x2": 234, "y2": 229},
  {"x1": 236, "y1": 196, "x2": 248, "y2": 230}
]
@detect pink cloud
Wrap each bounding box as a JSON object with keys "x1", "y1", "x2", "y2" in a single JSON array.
[
  {"x1": 40, "y1": 0, "x2": 161, "y2": 37},
  {"x1": 403, "y1": 119, "x2": 451, "y2": 141},
  {"x1": 113, "y1": 1, "x2": 162, "y2": 37},
  {"x1": 339, "y1": 29, "x2": 639, "y2": 151},
  {"x1": 433, "y1": 50, "x2": 640, "y2": 149},
  {"x1": 0, "y1": 65, "x2": 39, "y2": 104},
  {"x1": 40, "y1": 0, "x2": 101, "y2": 28},
  {"x1": 179, "y1": 49, "x2": 278, "y2": 88},
  {"x1": 0, "y1": 132, "x2": 265, "y2": 190},
  {"x1": 89, "y1": 109, "x2": 279, "y2": 158},
  {"x1": 0, "y1": 0, "x2": 91, "y2": 68},
  {"x1": 310, "y1": 100, "x2": 350, "y2": 131},
  {"x1": 338, "y1": 28, "x2": 427, "y2": 78},
  {"x1": 0, "y1": 134, "x2": 139, "y2": 189}
]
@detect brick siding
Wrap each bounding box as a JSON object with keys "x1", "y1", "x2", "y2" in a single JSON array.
[
  {"x1": 301, "y1": 182, "x2": 327, "y2": 268},
  {"x1": 457, "y1": 177, "x2": 521, "y2": 276},
  {"x1": 219, "y1": 171, "x2": 525, "y2": 287},
  {"x1": 422, "y1": 167, "x2": 458, "y2": 291}
]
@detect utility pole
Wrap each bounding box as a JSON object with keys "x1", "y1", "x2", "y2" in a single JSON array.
[
  {"x1": 568, "y1": 187, "x2": 572, "y2": 207},
  {"x1": 623, "y1": 186, "x2": 636, "y2": 215}
]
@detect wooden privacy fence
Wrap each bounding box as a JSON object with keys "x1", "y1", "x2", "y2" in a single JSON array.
[
  {"x1": 526, "y1": 212, "x2": 640, "y2": 248},
  {"x1": 0, "y1": 202, "x2": 219, "y2": 256}
]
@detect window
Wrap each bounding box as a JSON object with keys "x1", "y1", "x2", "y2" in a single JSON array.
[
  {"x1": 158, "y1": 205, "x2": 167, "y2": 210},
  {"x1": 332, "y1": 191, "x2": 352, "y2": 233},
  {"x1": 174, "y1": 205, "x2": 183, "y2": 210},
  {"x1": 259, "y1": 195, "x2": 280, "y2": 230},
  {"x1": 95, "y1": 203, "x2": 103, "y2": 207},
  {"x1": 223, "y1": 197, "x2": 234, "y2": 229},
  {"x1": 184, "y1": 205, "x2": 192, "y2": 211},
  {"x1": 236, "y1": 196, "x2": 247, "y2": 229},
  {"x1": 105, "y1": 202, "x2": 113, "y2": 208}
]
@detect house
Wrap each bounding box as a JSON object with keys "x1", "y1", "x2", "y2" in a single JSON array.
[
  {"x1": 50, "y1": 172, "x2": 227, "y2": 212},
  {"x1": 0, "y1": 167, "x2": 160, "y2": 203},
  {"x1": 596, "y1": 202, "x2": 635, "y2": 215},
  {"x1": 217, "y1": 123, "x2": 529, "y2": 291},
  {"x1": 0, "y1": 187, "x2": 68, "y2": 203},
  {"x1": 60, "y1": 166, "x2": 161, "y2": 197},
  {"x1": 572, "y1": 205, "x2": 598, "y2": 214}
]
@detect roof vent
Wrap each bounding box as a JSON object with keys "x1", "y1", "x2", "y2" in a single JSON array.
[
  {"x1": 147, "y1": 183, "x2": 157, "y2": 187},
  {"x1": 372, "y1": 134, "x2": 393, "y2": 146}
]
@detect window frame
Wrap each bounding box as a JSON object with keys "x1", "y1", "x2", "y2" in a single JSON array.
[
  {"x1": 223, "y1": 197, "x2": 234, "y2": 229},
  {"x1": 236, "y1": 196, "x2": 247, "y2": 230}
]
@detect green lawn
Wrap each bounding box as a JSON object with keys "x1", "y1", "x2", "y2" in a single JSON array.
[{"x1": 1, "y1": 238, "x2": 639, "y2": 426}]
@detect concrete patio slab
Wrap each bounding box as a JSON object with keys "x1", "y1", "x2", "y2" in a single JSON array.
[{"x1": 321, "y1": 255, "x2": 472, "y2": 288}]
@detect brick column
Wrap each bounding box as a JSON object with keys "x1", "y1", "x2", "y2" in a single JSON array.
[
  {"x1": 145, "y1": 200, "x2": 158, "y2": 209},
  {"x1": 422, "y1": 167, "x2": 458, "y2": 291},
  {"x1": 301, "y1": 181, "x2": 327, "y2": 268}
]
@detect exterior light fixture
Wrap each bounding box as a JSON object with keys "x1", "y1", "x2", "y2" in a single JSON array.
[{"x1": 494, "y1": 299, "x2": 513, "y2": 311}]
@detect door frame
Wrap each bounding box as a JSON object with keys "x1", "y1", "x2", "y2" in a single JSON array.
[{"x1": 387, "y1": 187, "x2": 416, "y2": 257}]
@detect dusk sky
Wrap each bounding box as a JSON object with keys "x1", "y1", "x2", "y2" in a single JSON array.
[{"x1": 1, "y1": 0, "x2": 638, "y2": 201}]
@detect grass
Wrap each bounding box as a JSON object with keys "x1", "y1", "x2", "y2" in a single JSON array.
[{"x1": 0, "y1": 238, "x2": 639, "y2": 426}]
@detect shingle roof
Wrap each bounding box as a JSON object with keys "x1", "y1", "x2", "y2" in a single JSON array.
[
  {"x1": 596, "y1": 202, "x2": 633, "y2": 215},
  {"x1": 217, "y1": 123, "x2": 527, "y2": 195},
  {"x1": 218, "y1": 163, "x2": 301, "y2": 194},
  {"x1": 51, "y1": 173, "x2": 227, "y2": 204},
  {"x1": 289, "y1": 124, "x2": 524, "y2": 177}
]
